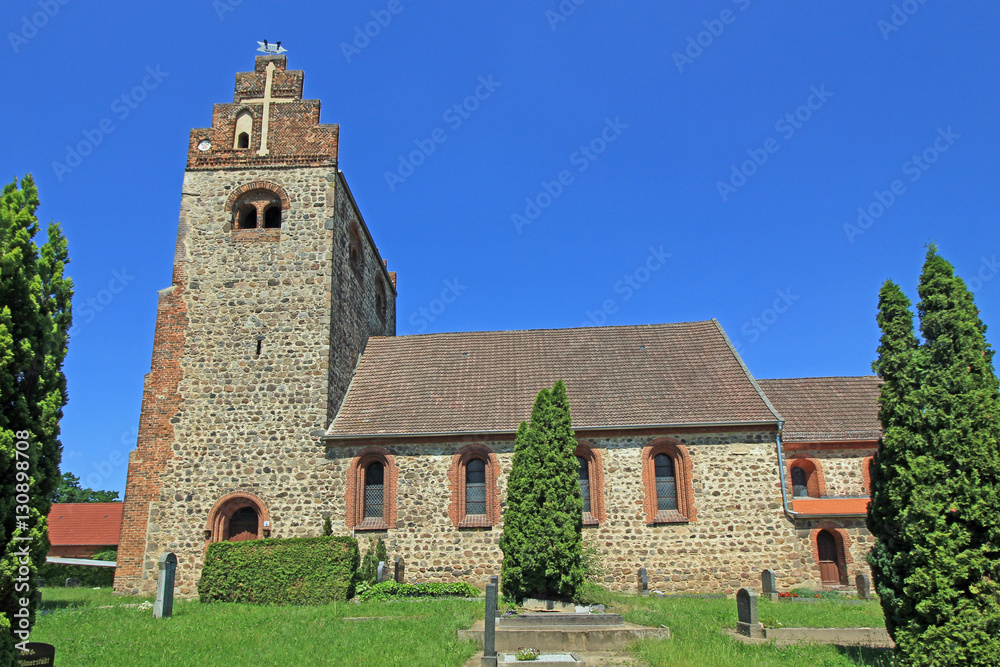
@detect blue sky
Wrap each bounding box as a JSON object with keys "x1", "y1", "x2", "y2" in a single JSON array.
[{"x1": 2, "y1": 1, "x2": 997, "y2": 496}]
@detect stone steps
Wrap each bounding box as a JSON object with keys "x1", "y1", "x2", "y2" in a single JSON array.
[
  {"x1": 499, "y1": 613, "x2": 624, "y2": 627},
  {"x1": 459, "y1": 618, "x2": 669, "y2": 652}
]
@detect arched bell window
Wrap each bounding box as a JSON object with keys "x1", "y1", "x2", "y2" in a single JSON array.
[
  {"x1": 263, "y1": 205, "x2": 281, "y2": 229},
  {"x1": 232, "y1": 189, "x2": 282, "y2": 231}
]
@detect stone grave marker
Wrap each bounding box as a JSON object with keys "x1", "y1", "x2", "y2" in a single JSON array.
[
  {"x1": 394, "y1": 556, "x2": 404, "y2": 584},
  {"x1": 65, "y1": 577, "x2": 81, "y2": 587},
  {"x1": 153, "y1": 552, "x2": 177, "y2": 619},
  {"x1": 855, "y1": 573, "x2": 872, "y2": 600},
  {"x1": 377, "y1": 561, "x2": 387, "y2": 584},
  {"x1": 761, "y1": 569, "x2": 778, "y2": 601},
  {"x1": 736, "y1": 587, "x2": 764, "y2": 638},
  {"x1": 17, "y1": 642, "x2": 55, "y2": 667},
  {"x1": 639, "y1": 567, "x2": 648, "y2": 596},
  {"x1": 482, "y1": 582, "x2": 497, "y2": 667}
]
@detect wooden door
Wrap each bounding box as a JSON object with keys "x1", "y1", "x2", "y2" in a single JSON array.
[
  {"x1": 228, "y1": 507, "x2": 258, "y2": 542},
  {"x1": 817, "y1": 530, "x2": 840, "y2": 584}
]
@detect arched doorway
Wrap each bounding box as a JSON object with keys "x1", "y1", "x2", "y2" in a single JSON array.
[
  {"x1": 205, "y1": 493, "x2": 270, "y2": 544},
  {"x1": 227, "y1": 506, "x2": 258, "y2": 541},
  {"x1": 817, "y1": 530, "x2": 841, "y2": 585}
]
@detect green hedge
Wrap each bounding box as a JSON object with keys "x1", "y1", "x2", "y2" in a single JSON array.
[
  {"x1": 197, "y1": 536, "x2": 359, "y2": 605},
  {"x1": 358, "y1": 580, "x2": 480, "y2": 603}
]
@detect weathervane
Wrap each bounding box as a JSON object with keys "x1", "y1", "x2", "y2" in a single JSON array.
[{"x1": 257, "y1": 40, "x2": 286, "y2": 55}]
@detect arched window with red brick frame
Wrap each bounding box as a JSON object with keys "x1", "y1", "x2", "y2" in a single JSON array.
[
  {"x1": 642, "y1": 438, "x2": 696, "y2": 524},
  {"x1": 346, "y1": 447, "x2": 397, "y2": 531},
  {"x1": 575, "y1": 441, "x2": 605, "y2": 525},
  {"x1": 787, "y1": 458, "x2": 826, "y2": 498},
  {"x1": 448, "y1": 444, "x2": 500, "y2": 528}
]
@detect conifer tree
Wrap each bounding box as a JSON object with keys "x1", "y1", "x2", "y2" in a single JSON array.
[
  {"x1": 0, "y1": 176, "x2": 72, "y2": 661},
  {"x1": 868, "y1": 247, "x2": 1000, "y2": 665},
  {"x1": 500, "y1": 381, "x2": 584, "y2": 600}
]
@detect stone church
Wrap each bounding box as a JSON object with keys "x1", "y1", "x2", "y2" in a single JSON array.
[{"x1": 114, "y1": 55, "x2": 881, "y2": 598}]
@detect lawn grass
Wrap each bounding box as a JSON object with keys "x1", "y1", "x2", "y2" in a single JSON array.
[
  {"x1": 31, "y1": 588, "x2": 481, "y2": 667},
  {"x1": 29, "y1": 586, "x2": 898, "y2": 667},
  {"x1": 578, "y1": 585, "x2": 897, "y2": 667}
]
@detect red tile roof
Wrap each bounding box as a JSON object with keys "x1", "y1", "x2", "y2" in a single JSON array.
[
  {"x1": 792, "y1": 497, "x2": 870, "y2": 515},
  {"x1": 757, "y1": 376, "x2": 883, "y2": 442},
  {"x1": 326, "y1": 320, "x2": 780, "y2": 439},
  {"x1": 47, "y1": 503, "x2": 123, "y2": 546}
]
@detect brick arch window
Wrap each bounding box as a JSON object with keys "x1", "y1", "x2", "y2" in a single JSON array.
[
  {"x1": 234, "y1": 110, "x2": 253, "y2": 149},
  {"x1": 809, "y1": 521, "x2": 853, "y2": 586},
  {"x1": 862, "y1": 455, "x2": 875, "y2": 495},
  {"x1": 448, "y1": 444, "x2": 500, "y2": 528},
  {"x1": 231, "y1": 189, "x2": 281, "y2": 231},
  {"x1": 205, "y1": 492, "x2": 271, "y2": 544},
  {"x1": 642, "y1": 438, "x2": 696, "y2": 524},
  {"x1": 348, "y1": 222, "x2": 364, "y2": 278},
  {"x1": 375, "y1": 279, "x2": 387, "y2": 323},
  {"x1": 786, "y1": 458, "x2": 826, "y2": 498},
  {"x1": 346, "y1": 447, "x2": 398, "y2": 530},
  {"x1": 575, "y1": 440, "x2": 605, "y2": 525}
]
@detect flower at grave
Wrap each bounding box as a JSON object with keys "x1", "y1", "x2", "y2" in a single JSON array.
[{"x1": 515, "y1": 647, "x2": 540, "y2": 661}]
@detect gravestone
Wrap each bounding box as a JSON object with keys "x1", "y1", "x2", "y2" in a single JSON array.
[
  {"x1": 761, "y1": 569, "x2": 778, "y2": 601},
  {"x1": 482, "y1": 583, "x2": 497, "y2": 667},
  {"x1": 489, "y1": 575, "x2": 500, "y2": 616},
  {"x1": 65, "y1": 577, "x2": 81, "y2": 587},
  {"x1": 377, "y1": 561, "x2": 387, "y2": 584},
  {"x1": 153, "y1": 552, "x2": 177, "y2": 619},
  {"x1": 17, "y1": 642, "x2": 55, "y2": 667},
  {"x1": 855, "y1": 573, "x2": 872, "y2": 600},
  {"x1": 639, "y1": 567, "x2": 648, "y2": 596},
  {"x1": 736, "y1": 587, "x2": 764, "y2": 638},
  {"x1": 34, "y1": 578, "x2": 46, "y2": 589},
  {"x1": 394, "y1": 556, "x2": 404, "y2": 584}
]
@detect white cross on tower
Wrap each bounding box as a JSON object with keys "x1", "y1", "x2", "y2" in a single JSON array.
[{"x1": 243, "y1": 62, "x2": 296, "y2": 156}]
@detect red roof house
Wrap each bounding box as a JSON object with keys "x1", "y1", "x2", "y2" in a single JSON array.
[{"x1": 47, "y1": 503, "x2": 123, "y2": 558}]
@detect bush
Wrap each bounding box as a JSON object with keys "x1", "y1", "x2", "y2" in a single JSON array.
[
  {"x1": 198, "y1": 536, "x2": 359, "y2": 605},
  {"x1": 91, "y1": 548, "x2": 118, "y2": 562},
  {"x1": 37, "y1": 562, "x2": 114, "y2": 588},
  {"x1": 357, "y1": 581, "x2": 480, "y2": 603}
]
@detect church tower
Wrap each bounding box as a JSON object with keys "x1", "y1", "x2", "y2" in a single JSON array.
[{"x1": 115, "y1": 54, "x2": 396, "y2": 595}]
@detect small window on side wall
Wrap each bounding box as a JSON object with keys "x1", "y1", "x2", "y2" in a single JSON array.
[
  {"x1": 791, "y1": 466, "x2": 809, "y2": 497},
  {"x1": 642, "y1": 439, "x2": 694, "y2": 524}
]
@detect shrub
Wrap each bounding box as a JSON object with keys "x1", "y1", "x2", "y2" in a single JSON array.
[
  {"x1": 91, "y1": 548, "x2": 118, "y2": 562},
  {"x1": 37, "y1": 562, "x2": 114, "y2": 588},
  {"x1": 198, "y1": 536, "x2": 359, "y2": 605},
  {"x1": 357, "y1": 581, "x2": 480, "y2": 603}
]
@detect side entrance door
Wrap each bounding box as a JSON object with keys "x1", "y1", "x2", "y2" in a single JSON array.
[{"x1": 817, "y1": 530, "x2": 841, "y2": 585}]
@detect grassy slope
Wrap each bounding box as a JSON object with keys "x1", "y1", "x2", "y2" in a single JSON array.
[{"x1": 31, "y1": 589, "x2": 481, "y2": 667}]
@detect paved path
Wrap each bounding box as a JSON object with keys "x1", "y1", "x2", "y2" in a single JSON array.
[{"x1": 465, "y1": 651, "x2": 643, "y2": 666}]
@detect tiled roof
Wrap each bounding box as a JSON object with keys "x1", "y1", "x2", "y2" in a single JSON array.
[
  {"x1": 47, "y1": 503, "x2": 123, "y2": 546},
  {"x1": 757, "y1": 376, "x2": 883, "y2": 442},
  {"x1": 326, "y1": 320, "x2": 780, "y2": 438},
  {"x1": 791, "y1": 497, "x2": 870, "y2": 516}
]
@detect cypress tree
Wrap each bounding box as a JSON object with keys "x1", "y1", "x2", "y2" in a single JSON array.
[
  {"x1": 0, "y1": 176, "x2": 72, "y2": 661},
  {"x1": 867, "y1": 280, "x2": 922, "y2": 640},
  {"x1": 868, "y1": 247, "x2": 1000, "y2": 665},
  {"x1": 500, "y1": 381, "x2": 584, "y2": 600}
]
